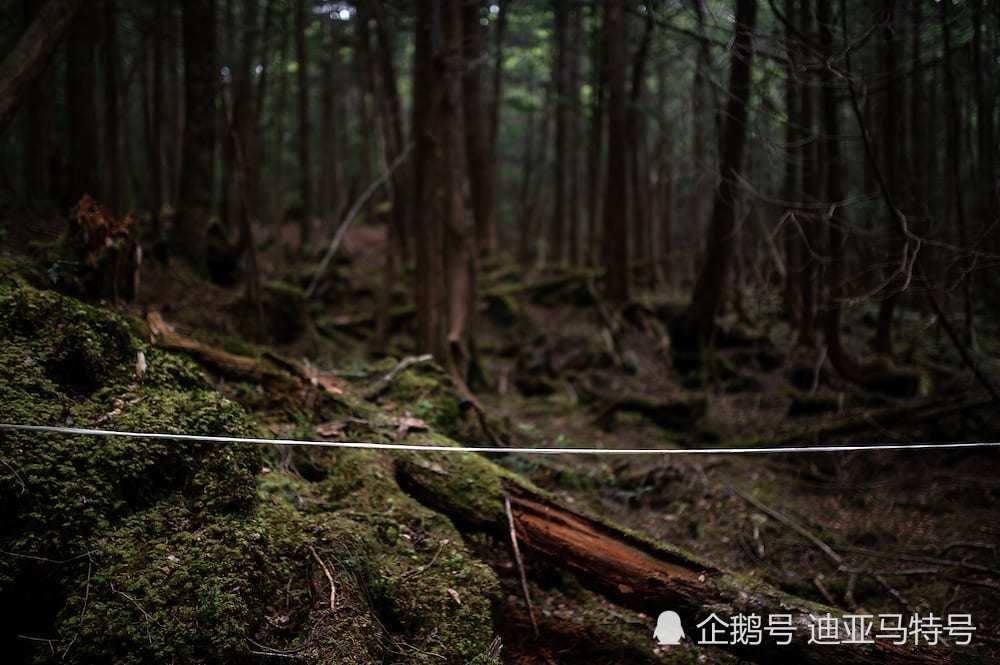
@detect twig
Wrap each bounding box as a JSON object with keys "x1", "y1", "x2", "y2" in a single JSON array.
[
  {"x1": 307, "y1": 143, "x2": 414, "y2": 298},
  {"x1": 308, "y1": 545, "x2": 336, "y2": 612},
  {"x1": 363, "y1": 354, "x2": 434, "y2": 399},
  {"x1": 505, "y1": 494, "x2": 538, "y2": 638},
  {"x1": 398, "y1": 540, "x2": 446, "y2": 583},
  {"x1": 0, "y1": 455, "x2": 27, "y2": 495},
  {"x1": 731, "y1": 486, "x2": 913, "y2": 611}
]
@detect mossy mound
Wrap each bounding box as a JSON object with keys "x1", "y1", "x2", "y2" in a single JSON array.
[{"x1": 0, "y1": 284, "x2": 500, "y2": 664}]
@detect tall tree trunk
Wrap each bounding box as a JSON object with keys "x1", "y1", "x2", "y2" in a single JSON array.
[
  {"x1": 321, "y1": 17, "x2": 344, "y2": 221},
  {"x1": 66, "y1": 11, "x2": 100, "y2": 205},
  {"x1": 488, "y1": 0, "x2": 507, "y2": 250},
  {"x1": 294, "y1": 0, "x2": 312, "y2": 253},
  {"x1": 372, "y1": 0, "x2": 409, "y2": 260},
  {"x1": 795, "y1": 0, "x2": 818, "y2": 348},
  {"x1": 101, "y1": 0, "x2": 120, "y2": 213},
  {"x1": 550, "y1": 0, "x2": 569, "y2": 266},
  {"x1": 819, "y1": 0, "x2": 860, "y2": 379},
  {"x1": 972, "y1": 0, "x2": 996, "y2": 267},
  {"x1": 516, "y1": 91, "x2": 537, "y2": 266},
  {"x1": 602, "y1": 0, "x2": 629, "y2": 301},
  {"x1": 0, "y1": 0, "x2": 85, "y2": 135},
  {"x1": 143, "y1": 0, "x2": 165, "y2": 242},
  {"x1": 873, "y1": 0, "x2": 902, "y2": 355},
  {"x1": 585, "y1": 7, "x2": 605, "y2": 267},
  {"x1": 463, "y1": 0, "x2": 496, "y2": 258},
  {"x1": 688, "y1": 0, "x2": 712, "y2": 255},
  {"x1": 627, "y1": 12, "x2": 654, "y2": 280},
  {"x1": 780, "y1": 0, "x2": 800, "y2": 325},
  {"x1": 176, "y1": 0, "x2": 217, "y2": 266},
  {"x1": 675, "y1": 0, "x2": 757, "y2": 344},
  {"x1": 940, "y1": 0, "x2": 975, "y2": 346}
]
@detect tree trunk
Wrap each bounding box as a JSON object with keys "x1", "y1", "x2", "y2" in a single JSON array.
[
  {"x1": 795, "y1": 0, "x2": 818, "y2": 348},
  {"x1": 550, "y1": 0, "x2": 569, "y2": 266},
  {"x1": 585, "y1": 7, "x2": 605, "y2": 268},
  {"x1": 463, "y1": 0, "x2": 496, "y2": 258},
  {"x1": 396, "y1": 452, "x2": 950, "y2": 665},
  {"x1": 873, "y1": 0, "x2": 902, "y2": 356},
  {"x1": 940, "y1": 0, "x2": 974, "y2": 347},
  {"x1": 66, "y1": 10, "x2": 100, "y2": 205},
  {"x1": 602, "y1": 0, "x2": 629, "y2": 302},
  {"x1": 101, "y1": 0, "x2": 120, "y2": 213},
  {"x1": 176, "y1": 0, "x2": 217, "y2": 266},
  {"x1": 566, "y1": 8, "x2": 582, "y2": 267},
  {"x1": 0, "y1": 0, "x2": 85, "y2": 136},
  {"x1": 675, "y1": 0, "x2": 757, "y2": 345},
  {"x1": 143, "y1": 0, "x2": 165, "y2": 242},
  {"x1": 488, "y1": 0, "x2": 507, "y2": 251},
  {"x1": 294, "y1": 0, "x2": 312, "y2": 253},
  {"x1": 781, "y1": 0, "x2": 800, "y2": 326},
  {"x1": 627, "y1": 12, "x2": 654, "y2": 282}
]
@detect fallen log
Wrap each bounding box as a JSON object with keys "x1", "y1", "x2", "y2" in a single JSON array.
[{"x1": 396, "y1": 450, "x2": 955, "y2": 664}]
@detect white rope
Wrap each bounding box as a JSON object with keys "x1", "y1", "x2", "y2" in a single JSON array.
[{"x1": 2, "y1": 423, "x2": 999, "y2": 456}]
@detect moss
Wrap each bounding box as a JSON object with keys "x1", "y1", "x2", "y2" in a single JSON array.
[{"x1": 0, "y1": 283, "x2": 501, "y2": 663}]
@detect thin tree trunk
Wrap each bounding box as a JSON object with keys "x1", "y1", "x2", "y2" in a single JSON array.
[
  {"x1": 795, "y1": 0, "x2": 818, "y2": 348},
  {"x1": 873, "y1": 0, "x2": 902, "y2": 355},
  {"x1": 143, "y1": 0, "x2": 164, "y2": 242},
  {"x1": 602, "y1": 0, "x2": 629, "y2": 301},
  {"x1": 940, "y1": 0, "x2": 975, "y2": 347},
  {"x1": 294, "y1": 0, "x2": 312, "y2": 253},
  {"x1": 566, "y1": 9, "x2": 582, "y2": 267},
  {"x1": 550, "y1": 0, "x2": 568, "y2": 266},
  {"x1": 781, "y1": 0, "x2": 800, "y2": 325},
  {"x1": 676, "y1": 0, "x2": 757, "y2": 344},
  {"x1": 488, "y1": 0, "x2": 507, "y2": 250},
  {"x1": 101, "y1": 0, "x2": 121, "y2": 212},
  {"x1": 585, "y1": 8, "x2": 605, "y2": 267}
]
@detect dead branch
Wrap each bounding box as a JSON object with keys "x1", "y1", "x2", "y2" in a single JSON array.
[{"x1": 308, "y1": 545, "x2": 336, "y2": 612}]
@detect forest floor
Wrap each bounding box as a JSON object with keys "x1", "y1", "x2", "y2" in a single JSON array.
[{"x1": 4, "y1": 213, "x2": 1000, "y2": 663}]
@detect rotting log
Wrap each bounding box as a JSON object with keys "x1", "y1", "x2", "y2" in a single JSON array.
[{"x1": 395, "y1": 450, "x2": 957, "y2": 665}]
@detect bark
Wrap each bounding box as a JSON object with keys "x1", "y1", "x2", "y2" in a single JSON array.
[
  {"x1": 176, "y1": 0, "x2": 218, "y2": 266},
  {"x1": 873, "y1": 0, "x2": 902, "y2": 356},
  {"x1": 940, "y1": 0, "x2": 974, "y2": 347},
  {"x1": 627, "y1": 12, "x2": 655, "y2": 280},
  {"x1": 463, "y1": 0, "x2": 496, "y2": 258},
  {"x1": 550, "y1": 0, "x2": 569, "y2": 266},
  {"x1": 396, "y1": 453, "x2": 950, "y2": 665},
  {"x1": 688, "y1": 0, "x2": 712, "y2": 249},
  {"x1": 101, "y1": 0, "x2": 121, "y2": 213},
  {"x1": 676, "y1": 0, "x2": 757, "y2": 345},
  {"x1": 795, "y1": 0, "x2": 818, "y2": 347},
  {"x1": 488, "y1": 0, "x2": 507, "y2": 248},
  {"x1": 566, "y1": 9, "x2": 582, "y2": 267},
  {"x1": 780, "y1": 0, "x2": 800, "y2": 325},
  {"x1": 66, "y1": 10, "x2": 100, "y2": 205},
  {"x1": 602, "y1": 0, "x2": 629, "y2": 302},
  {"x1": 413, "y1": 0, "x2": 448, "y2": 362},
  {"x1": 972, "y1": 0, "x2": 995, "y2": 245},
  {"x1": 320, "y1": 17, "x2": 344, "y2": 220},
  {"x1": 585, "y1": 6, "x2": 606, "y2": 267},
  {"x1": 294, "y1": 0, "x2": 313, "y2": 253},
  {"x1": 0, "y1": 0, "x2": 85, "y2": 135},
  {"x1": 144, "y1": 0, "x2": 165, "y2": 238}
]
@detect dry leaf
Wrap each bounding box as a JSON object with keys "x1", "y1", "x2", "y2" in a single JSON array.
[{"x1": 447, "y1": 588, "x2": 461, "y2": 605}]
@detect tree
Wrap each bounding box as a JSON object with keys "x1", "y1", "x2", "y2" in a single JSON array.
[
  {"x1": 66, "y1": 10, "x2": 100, "y2": 204},
  {"x1": 294, "y1": 0, "x2": 312, "y2": 253},
  {"x1": 176, "y1": 0, "x2": 218, "y2": 265},
  {"x1": 0, "y1": 0, "x2": 85, "y2": 135},
  {"x1": 550, "y1": 0, "x2": 569, "y2": 266},
  {"x1": 413, "y1": 0, "x2": 474, "y2": 377},
  {"x1": 463, "y1": 0, "x2": 497, "y2": 257},
  {"x1": 674, "y1": 0, "x2": 757, "y2": 345},
  {"x1": 602, "y1": 0, "x2": 629, "y2": 302}
]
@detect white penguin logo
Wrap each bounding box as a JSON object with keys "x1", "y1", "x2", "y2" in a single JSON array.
[{"x1": 653, "y1": 610, "x2": 685, "y2": 646}]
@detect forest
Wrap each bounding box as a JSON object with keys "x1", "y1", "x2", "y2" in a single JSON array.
[{"x1": 1, "y1": 0, "x2": 999, "y2": 663}]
